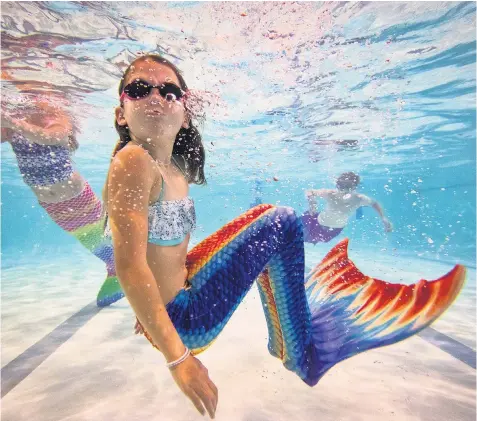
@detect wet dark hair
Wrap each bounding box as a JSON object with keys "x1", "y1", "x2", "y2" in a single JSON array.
[
  {"x1": 336, "y1": 172, "x2": 360, "y2": 190},
  {"x1": 112, "y1": 53, "x2": 206, "y2": 185}
]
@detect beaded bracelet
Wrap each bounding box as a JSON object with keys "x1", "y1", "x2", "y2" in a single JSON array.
[{"x1": 166, "y1": 347, "x2": 191, "y2": 369}]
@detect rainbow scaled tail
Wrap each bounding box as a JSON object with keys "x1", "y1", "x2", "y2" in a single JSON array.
[
  {"x1": 96, "y1": 276, "x2": 123, "y2": 307},
  {"x1": 39, "y1": 182, "x2": 124, "y2": 307},
  {"x1": 9, "y1": 133, "x2": 123, "y2": 307},
  {"x1": 305, "y1": 238, "x2": 466, "y2": 384}
]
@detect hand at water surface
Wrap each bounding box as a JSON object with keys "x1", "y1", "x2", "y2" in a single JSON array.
[{"x1": 2, "y1": 99, "x2": 76, "y2": 149}]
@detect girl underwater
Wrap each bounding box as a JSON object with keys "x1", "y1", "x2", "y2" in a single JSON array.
[{"x1": 2, "y1": 54, "x2": 466, "y2": 419}]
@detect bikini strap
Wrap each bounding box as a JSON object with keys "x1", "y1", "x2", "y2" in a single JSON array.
[
  {"x1": 172, "y1": 155, "x2": 188, "y2": 180},
  {"x1": 159, "y1": 176, "x2": 165, "y2": 202}
]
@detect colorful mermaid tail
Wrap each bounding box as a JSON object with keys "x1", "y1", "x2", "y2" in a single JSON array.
[
  {"x1": 10, "y1": 134, "x2": 124, "y2": 307},
  {"x1": 143, "y1": 204, "x2": 315, "y2": 381},
  {"x1": 39, "y1": 184, "x2": 124, "y2": 307},
  {"x1": 140, "y1": 205, "x2": 465, "y2": 386},
  {"x1": 304, "y1": 238, "x2": 466, "y2": 384}
]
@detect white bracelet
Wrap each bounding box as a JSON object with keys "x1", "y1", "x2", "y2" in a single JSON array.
[{"x1": 166, "y1": 347, "x2": 191, "y2": 369}]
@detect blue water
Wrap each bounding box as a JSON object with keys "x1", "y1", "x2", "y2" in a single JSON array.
[
  {"x1": 2, "y1": 2, "x2": 475, "y2": 267},
  {"x1": 0, "y1": 2, "x2": 476, "y2": 299}
]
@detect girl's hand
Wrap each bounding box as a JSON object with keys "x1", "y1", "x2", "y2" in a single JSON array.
[
  {"x1": 134, "y1": 319, "x2": 144, "y2": 335},
  {"x1": 170, "y1": 355, "x2": 218, "y2": 419}
]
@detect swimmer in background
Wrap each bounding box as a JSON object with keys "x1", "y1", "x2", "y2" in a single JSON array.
[{"x1": 303, "y1": 172, "x2": 393, "y2": 244}]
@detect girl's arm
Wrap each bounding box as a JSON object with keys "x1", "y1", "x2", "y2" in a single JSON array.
[
  {"x1": 108, "y1": 145, "x2": 218, "y2": 418},
  {"x1": 108, "y1": 145, "x2": 185, "y2": 359}
]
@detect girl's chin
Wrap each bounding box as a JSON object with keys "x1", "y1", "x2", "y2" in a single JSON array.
[
  {"x1": 133, "y1": 125, "x2": 181, "y2": 138},
  {"x1": 141, "y1": 116, "x2": 182, "y2": 127}
]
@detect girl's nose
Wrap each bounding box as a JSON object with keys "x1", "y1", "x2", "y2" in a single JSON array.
[{"x1": 149, "y1": 87, "x2": 163, "y2": 100}]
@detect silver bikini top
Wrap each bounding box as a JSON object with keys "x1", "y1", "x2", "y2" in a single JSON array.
[{"x1": 105, "y1": 155, "x2": 196, "y2": 246}]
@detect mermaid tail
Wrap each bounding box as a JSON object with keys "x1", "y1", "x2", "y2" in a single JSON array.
[
  {"x1": 140, "y1": 205, "x2": 465, "y2": 387},
  {"x1": 96, "y1": 276, "x2": 124, "y2": 307},
  {"x1": 38, "y1": 183, "x2": 124, "y2": 307},
  {"x1": 304, "y1": 238, "x2": 466, "y2": 385},
  {"x1": 146, "y1": 204, "x2": 314, "y2": 382},
  {"x1": 10, "y1": 134, "x2": 124, "y2": 307}
]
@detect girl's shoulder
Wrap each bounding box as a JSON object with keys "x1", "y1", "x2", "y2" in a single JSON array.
[{"x1": 113, "y1": 143, "x2": 156, "y2": 170}]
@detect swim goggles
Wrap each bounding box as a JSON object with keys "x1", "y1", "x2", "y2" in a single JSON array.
[{"x1": 120, "y1": 79, "x2": 184, "y2": 102}]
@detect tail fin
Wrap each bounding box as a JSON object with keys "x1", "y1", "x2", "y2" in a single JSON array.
[
  {"x1": 97, "y1": 276, "x2": 124, "y2": 307},
  {"x1": 39, "y1": 181, "x2": 124, "y2": 307},
  {"x1": 305, "y1": 238, "x2": 466, "y2": 383}
]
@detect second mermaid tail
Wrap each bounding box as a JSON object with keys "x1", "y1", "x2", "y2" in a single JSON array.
[
  {"x1": 39, "y1": 183, "x2": 125, "y2": 307},
  {"x1": 10, "y1": 133, "x2": 124, "y2": 307}
]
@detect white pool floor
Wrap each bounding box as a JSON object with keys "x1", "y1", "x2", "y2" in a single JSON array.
[{"x1": 1, "y1": 244, "x2": 475, "y2": 421}]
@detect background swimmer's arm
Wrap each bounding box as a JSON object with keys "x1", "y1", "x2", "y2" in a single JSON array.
[
  {"x1": 107, "y1": 147, "x2": 186, "y2": 362},
  {"x1": 359, "y1": 194, "x2": 393, "y2": 232},
  {"x1": 306, "y1": 189, "x2": 332, "y2": 198},
  {"x1": 305, "y1": 189, "x2": 331, "y2": 215}
]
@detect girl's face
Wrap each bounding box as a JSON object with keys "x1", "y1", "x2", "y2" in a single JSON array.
[{"x1": 116, "y1": 59, "x2": 188, "y2": 143}]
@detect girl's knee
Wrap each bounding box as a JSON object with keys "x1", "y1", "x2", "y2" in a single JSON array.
[
  {"x1": 269, "y1": 206, "x2": 301, "y2": 237},
  {"x1": 275, "y1": 206, "x2": 298, "y2": 221}
]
